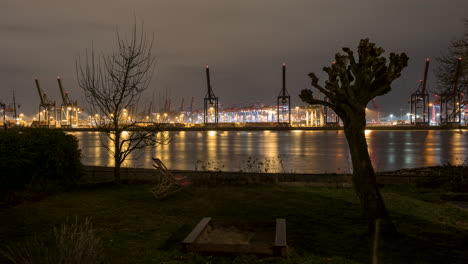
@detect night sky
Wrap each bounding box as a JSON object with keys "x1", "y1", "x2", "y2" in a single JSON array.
[{"x1": 2, "y1": 0, "x2": 468, "y2": 118}]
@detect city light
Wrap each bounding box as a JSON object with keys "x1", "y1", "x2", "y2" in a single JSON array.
[{"x1": 16, "y1": 101, "x2": 468, "y2": 128}]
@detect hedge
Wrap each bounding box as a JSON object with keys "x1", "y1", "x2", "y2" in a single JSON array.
[{"x1": 0, "y1": 129, "x2": 82, "y2": 195}]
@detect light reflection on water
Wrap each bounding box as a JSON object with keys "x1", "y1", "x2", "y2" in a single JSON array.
[{"x1": 68, "y1": 130, "x2": 468, "y2": 173}]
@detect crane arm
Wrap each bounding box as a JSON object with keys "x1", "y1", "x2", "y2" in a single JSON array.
[
  {"x1": 57, "y1": 77, "x2": 69, "y2": 105},
  {"x1": 421, "y1": 59, "x2": 430, "y2": 94},
  {"x1": 34, "y1": 78, "x2": 45, "y2": 105}
]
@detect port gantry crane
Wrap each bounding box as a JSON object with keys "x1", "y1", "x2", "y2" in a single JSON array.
[
  {"x1": 178, "y1": 97, "x2": 185, "y2": 123},
  {"x1": 190, "y1": 96, "x2": 195, "y2": 123},
  {"x1": 57, "y1": 77, "x2": 79, "y2": 127},
  {"x1": 0, "y1": 101, "x2": 6, "y2": 130},
  {"x1": 277, "y1": 63, "x2": 291, "y2": 126},
  {"x1": 180, "y1": 97, "x2": 184, "y2": 112},
  {"x1": 438, "y1": 57, "x2": 464, "y2": 125},
  {"x1": 203, "y1": 65, "x2": 219, "y2": 125},
  {"x1": 34, "y1": 78, "x2": 57, "y2": 127},
  {"x1": 0, "y1": 91, "x2": 21, "y2": 129},
  {"x1": 409, "y1": 59, "x2": 430, "y2": 125},
  {"x1": 371, "y1": 98, "x2": 381, "y2": 124},
  {"x1": 321, "y1": 62, "x2": 340, "y2": 126}
]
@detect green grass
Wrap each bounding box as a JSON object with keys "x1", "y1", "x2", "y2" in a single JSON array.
[{"x1": 1, "y1": 184, "x2": 467, "y2": 263}]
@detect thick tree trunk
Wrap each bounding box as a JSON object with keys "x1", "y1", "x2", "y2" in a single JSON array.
[
  {"x1": 114, "y1": 133, "x2": 121, "y2": 184},
  {"x1": 114, "y1": 157, "x2": 121, "y2": 184},
  {"x1": 343, "y1": 109, "x2": 395, "y2": 235}
]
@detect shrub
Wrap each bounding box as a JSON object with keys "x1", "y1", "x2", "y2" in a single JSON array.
[
  {"x1": 1, "y1": 217, "x2": 104, "y2": 264},
  {"x1": 0, "y1": 128, "x2": 82, "y2": 196},
  {"x1": 416, "y1": 164, "x2": 468, "y2": 192},
  {"x1": 54, "y1": 217, "x2": 104, "y2": 264}
]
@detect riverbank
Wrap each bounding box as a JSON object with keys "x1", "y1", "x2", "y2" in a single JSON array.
[
  {"x1": 82, "y1": 165, "x2": 434, "y2": 186},
  {"x1": 84, "y1": 163, "x2": 468, "y2": 186}
]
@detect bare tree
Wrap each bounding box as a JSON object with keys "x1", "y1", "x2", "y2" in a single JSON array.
[
  {"x1": 435, "y1": 19, "x2": 468, "y2": 93},
  {"x1": 300, "y1": 39, "x2": 408, "y2": 234},
  {"x1": 76, "y1": 21, "x2": 169, "y2": 183}
]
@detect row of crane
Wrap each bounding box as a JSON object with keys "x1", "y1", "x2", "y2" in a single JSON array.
[
  {"x1": 27, "y1": 58, "x2": 464, "y2": 128},
  {"x1": 157, "y1": 96, "x2": 196, "y2": 114},
  {"x1": 0, "y1": 92, "x2": 20, "y2": 129},
  {"x1": 158, "y1": 59, "x2": 466, "y2": 126},
  {"x1": 409, "y1": 57, "x2": 464, "y2": 125},
  {"x1": 203, "y1": 64, "x2": 292, "y2": 125},
  {"x1": 34, "y1": 77, "x2": 79, "y2": 127},
  {"x1": 32, "y1": 64, "x2": 293, "y2": 127}
]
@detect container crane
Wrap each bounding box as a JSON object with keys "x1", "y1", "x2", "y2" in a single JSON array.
[
  {"x1": 189, "y1": 96, "x2": 195, "y2": 123},
  {"x1": 178, "y1": 97, "x2": 185, "y2": 123},
  {"x1": 11, "y1": 91, "x2": 18, "y2": 120},
  {"x1": 180, "y1": 98, "x2": 185, "y2": 112},
  {"x1": 409, "y1": 59, "x2": 430, "y2": 125},
  {"x1": 204, "y1": 65, "x2": 219, "y2": 124},
  {"x1": 371, "y1": 99, "x2": 381, "y2": 124},
  {"x1": 57, "y1": 77, "x2": 79, "y2": 127},
  {"x1": 439, "y1": 57, "x2": 464, "y2": 125},
  {"x1": 277, "y1": 63, "x2": 291, "y2": 125},
  {"x1": 34, "y1": 78, "x2": 57, "y2": 127},
  {"x1": 0, "y1": 101, "x2": 6, "y2": 130},
  {"x1": 190, "y1": 97, "x2": 194, "y2": 113}
]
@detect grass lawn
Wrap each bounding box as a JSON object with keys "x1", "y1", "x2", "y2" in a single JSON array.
[{"x1": 1, "y1": 184, "x2": 467, "y2": 263}]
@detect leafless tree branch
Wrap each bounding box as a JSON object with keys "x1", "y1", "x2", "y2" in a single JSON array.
[{"x1": 76, "y1": 19, "x2": 168, "y2": 182}]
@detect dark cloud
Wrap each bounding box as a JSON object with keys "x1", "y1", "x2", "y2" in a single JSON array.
[{"x1": 2, "y1": 0, "x2": 468, "y2": 116}]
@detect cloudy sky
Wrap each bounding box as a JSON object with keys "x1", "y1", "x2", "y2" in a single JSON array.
[{"x1": 2, "y1": 0, "x2": 468, "y2": 117}]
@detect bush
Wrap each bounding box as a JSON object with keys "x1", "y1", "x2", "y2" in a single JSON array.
[
  {"x1": 416, "y1": 164, "x2": 468, "y2": 192},
  {"x1": 0, "y1": 128, "x2": 82, "y2": 196}
]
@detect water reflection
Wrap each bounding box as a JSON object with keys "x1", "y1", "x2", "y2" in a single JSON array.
[
  {"x1": 450, "y1": 130, "x2": 465, "y2": 164},
  {"x1": 422, "y1": 131, "x2": 437, "y2": 165},
  {"x1": 264, "y1": 131, "x2": 278, "y2": 158},
  {"x1": 69, "y1": 130, "x2": 468, "y2": 173},
  {"x1": 92, "y1": 132, "x2": 101, "y2": 166}
]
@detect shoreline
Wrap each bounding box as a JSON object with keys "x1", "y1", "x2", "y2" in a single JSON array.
[
  {"x1": 19, "y1": 124, "x2": 468, "y2": 132},
  {"x1": 82, "y1": 165, "x2": 438, "y2": 186}
]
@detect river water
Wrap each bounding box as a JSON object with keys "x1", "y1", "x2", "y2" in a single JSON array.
[{"x1": 69, "y1": 130, "x2": 468, "y2": 173}]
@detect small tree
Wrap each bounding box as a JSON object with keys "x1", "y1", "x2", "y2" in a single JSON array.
[
  {"x1": 76, "y1": 21, "x2": 169, "y2": 183},
  {"x1": 435, "y1": 19, "x2": 468, "y2": 92},
  {"x1": 300, "y1": 39, "x2": 408, "y2": 233}
]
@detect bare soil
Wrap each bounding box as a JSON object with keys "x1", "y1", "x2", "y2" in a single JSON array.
[{"x1": 196, "y1": 224, "x2": 255, "y2": 244}]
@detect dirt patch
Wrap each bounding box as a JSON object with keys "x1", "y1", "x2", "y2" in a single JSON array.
[{"x1": 196, "y1": 224, "x2": 255, "y2": 244}]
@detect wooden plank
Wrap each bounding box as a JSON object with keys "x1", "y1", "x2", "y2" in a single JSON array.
[
  {"x1": 275, "y1": 218, "x2": 287, "y2": 247},
  {"x1": 183, "y1": 217, "x2": 211, "y2": 244}
]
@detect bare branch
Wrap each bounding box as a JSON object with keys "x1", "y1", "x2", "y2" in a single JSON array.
[
  {"x1": 308, "y1": 72, "x2": 332, "y2": 98},
  {"x1": 299, "y1": 88, "x2": 336, "y2": 111},
  {"x1": 435, "y1": 22, "x2": 468, "y2": 93},
  {"x1": 76, "y1": 18, "x2": 166, "y2": 182}
]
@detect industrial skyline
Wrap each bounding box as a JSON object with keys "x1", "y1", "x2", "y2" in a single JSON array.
[{"x1": 2, "y1": 0, "x2": 468, "y2": 116}]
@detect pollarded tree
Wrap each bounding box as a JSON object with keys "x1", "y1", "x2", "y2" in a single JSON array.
[
  {"x1": 300, "y1": 39, "x2": 408, "y2": 234},
  {"x1": 76, "y1": 21, "x2": 169, "y2": 183}
]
